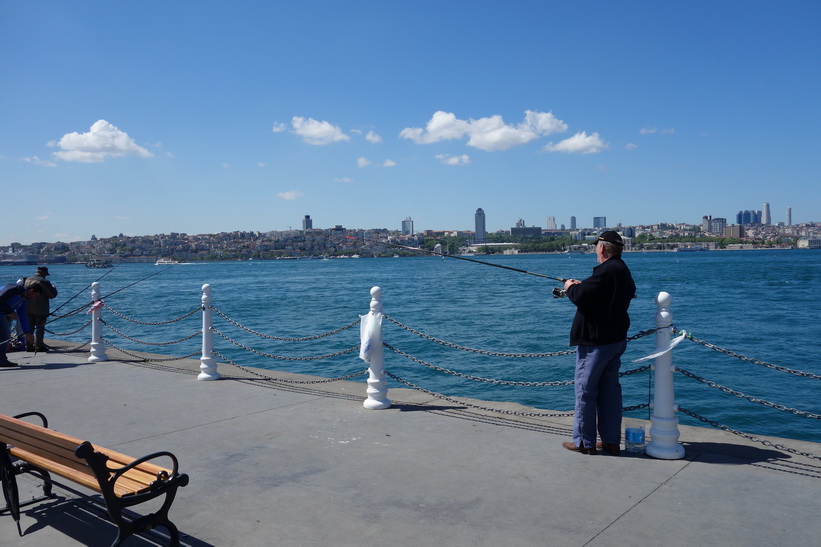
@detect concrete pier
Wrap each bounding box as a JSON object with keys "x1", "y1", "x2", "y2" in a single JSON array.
[{"x1": 1, "y1": 342, "x2": 819, "y2": 546}]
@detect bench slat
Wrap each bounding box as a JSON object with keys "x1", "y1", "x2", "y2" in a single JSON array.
[{"x1": 0, "y1": 416, "x2": 173, "y2": 497}]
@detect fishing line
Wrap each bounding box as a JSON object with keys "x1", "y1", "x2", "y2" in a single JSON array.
[
  {"x1": 346, "y1": 235, "x2": 567, "y2": 282},
  {"x1": 48, "y1": 265, "x2": 176, "y2": 322},
  {"x1": 50, "y1": 261, "x2": 123, "y2": 316}
]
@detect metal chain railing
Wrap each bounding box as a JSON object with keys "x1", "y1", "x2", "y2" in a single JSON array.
[
  {"x1": 674, "y1": 328, "x2": 821, "y2": 380},
  {"x1": 383, "y1": 315, "x2": 575, "y2": 358},
  {"x1": 678, "y1": 407, "x2": 821, "y2": 461},
  {"x1": 101, "y1": 339, "x2": 201, "y2": 362},
  {"x1": 385, "y1": 370, "x2": 576, "y2": 418},
  {"x1": 100, "y1": 319, "x2": 202, "y2": 346},
  {"x1": 384, "y1": 342, "x2": 574, "y2": 386},
  {"x1": 103, "y1": 303, "x2": 203, "y2": 325},
  {"x1": 211, "y1": 326, "x2": 359, "y2": 361},
  {"x1": 212, "y1": 306, "x2": 360, "y2": 341},
  {"x1": 212, "y1": 348, "x2": 369, "y2": 384},
  {"x1": 46, "y1": 319, "x2": 93, "y2": 336},
  {"x1": 677, "y1": 368, "x2": 821, "y2": 419}
]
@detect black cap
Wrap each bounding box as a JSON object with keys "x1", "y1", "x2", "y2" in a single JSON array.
[
  {"x1": 597, "y1": 231, "x2": 624, "y2": 246},
  {"x1": 35, "y1": 266, "x2": 50, "y2": 276}
]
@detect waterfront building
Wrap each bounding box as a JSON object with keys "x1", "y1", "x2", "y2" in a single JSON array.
[
  {"x1": 302, "y1": 215, "x2": 312, "y2": 230},
  {"x1": 510, "y1": 219, "x2": 541, "y2": 237},
  {"x1": 725, "y1": 225, "x2": 744, "y2": 238},
  {"x1": 401, "y1": 217, "x2": 414, "y2": 235},
  {"x1": 475, "y1": 208, "x2": 486, "y2": 243},
  {"x1": 593, "y1": 216, "x2": 607, "y2": 229}
]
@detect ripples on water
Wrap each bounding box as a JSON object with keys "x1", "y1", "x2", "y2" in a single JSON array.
[{"x1": 6, "y1": 249, "x2": 820, "y2": 443}]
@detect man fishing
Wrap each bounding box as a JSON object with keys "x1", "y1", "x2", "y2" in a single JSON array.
[
  {"x1": 560, "y1": 231, "x2": 636, "y2": 456},
  {"x1": 0, "y1": 283, "x2": 41, "y2": 367}
]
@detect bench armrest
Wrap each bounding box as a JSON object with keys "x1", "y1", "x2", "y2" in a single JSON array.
[
  {"x1": 12, "y1": 412, "x2": 48, "y2": 428},
  {"x1": 113, "y1": 451, "x2": 182, "y2": 484}
]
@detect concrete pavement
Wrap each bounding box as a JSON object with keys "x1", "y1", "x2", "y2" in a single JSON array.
[{"x1": 1, "y1": 342, "x2": 819, "y2": 546}]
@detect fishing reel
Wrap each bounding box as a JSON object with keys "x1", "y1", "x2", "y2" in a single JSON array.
[{"x1": 552, "y1": 287, "x2": 566, "y2": 299}]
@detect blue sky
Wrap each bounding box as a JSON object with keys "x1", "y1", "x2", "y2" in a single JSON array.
[{"x1": 2, "y1": 1, "x2": 819, "y2": 245}]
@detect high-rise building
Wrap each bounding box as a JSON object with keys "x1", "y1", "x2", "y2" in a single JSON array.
[
  {"x1": 593, "y1": 216, "x2": 607, "y2": 229},
  {"x1": 302, "y1": 215, "x2": 312, "y2": 230},
  {"x1": 401, "y1": 217, "x2": 414, "y2": 235},
  {"x1": 762, "y1": 202, "x2": 771, "y2": 225},
  {"x1": 570, "y1": 216, "x2": 577, "y2": 230},
  {"x1": 475, "y1": 208, "x2": 486, "y2": 243},
  {"x1": 787, "y1": 205, "x2": 792, "y2": 226},
  {"x1": 546, "y1": 216, "x2": 556, "y2": 230}
]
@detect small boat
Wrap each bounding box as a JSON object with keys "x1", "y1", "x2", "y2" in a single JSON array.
[
  {"x1": 155, "y1": 258, "x2": 180, "y2": 265},
  {"x1": 675, "y1": 246, "x2": 708, "y2": 252},
  {"x1": 86, "y1": 259, "x2": 113, "y2": 268}
]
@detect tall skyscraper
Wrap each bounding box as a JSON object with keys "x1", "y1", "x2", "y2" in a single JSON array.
[
  {"x1": 593, "y1": 216, "x2": 607, "y2": 229},
  {"x1": 546, "y1": 216, "x2": 556, "y2": 230},
  {"x1": 302, "y1": 215, "x2": 312, "y2": 230},
  {"x1": 570, "y1": 216, "x2": 577, "y2": 230},
  {"x1": 401, "y1": 216, "x2": 414, "y2": 235},
  {"x1": 787, "y1": 205, "x2": 792, "y2": 226},
  {"x1": 762, "y1": 202, "x2": 771, "y2": 225},
  {"x1": 475, "y1": 208, "x2": 486, "y2": 243}
]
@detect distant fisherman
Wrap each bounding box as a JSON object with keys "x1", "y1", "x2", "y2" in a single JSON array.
[
  {"x1": 24, "y1": 266, "x2": 58, "y2": 352},
  {"x1": 560, "y1": 231, "x2": 636, "y2": 456}
]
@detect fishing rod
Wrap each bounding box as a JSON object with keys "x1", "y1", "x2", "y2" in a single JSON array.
[
  {"x1": 49, "y1": 265, "x2": 176, "y2": 321},
  {"x1": 50, "y1": 261, "x2": 123, "y2": 316},
  {"x1": 360, "y1": 236, "x2": 568, "y2": 282}
]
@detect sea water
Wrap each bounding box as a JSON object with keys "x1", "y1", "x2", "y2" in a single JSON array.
[{"x1": 4, "y1": 249, "x2": 820, "y2": 443}]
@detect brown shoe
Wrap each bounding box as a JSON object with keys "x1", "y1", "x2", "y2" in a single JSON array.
[
  {"x1": 562, "y1": 441, "x2": 597, "y2": 455},
  {"x1": 596, "y1": 442, "x2": 621, "y2": 456}
]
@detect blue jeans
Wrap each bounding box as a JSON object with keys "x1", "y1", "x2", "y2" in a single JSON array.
[
  {"x1": 572, "y1": 340, "x2": 626, "y2": 449},
  {"x1": 0, "y1": 315, "x2": 10, "y2": 363}
]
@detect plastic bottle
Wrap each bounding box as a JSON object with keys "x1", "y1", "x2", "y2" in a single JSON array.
[{"x1": 624, "y1": 424, "x2": 646, "y2": 455}]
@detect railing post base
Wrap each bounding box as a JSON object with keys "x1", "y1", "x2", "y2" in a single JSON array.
[
  {"x1": 88, "y1": 282, "x2": 108, "y2": 363},
  {"x1": 645, "y1": 291, "x2": 684, "y2": 460},
  {"x1": 362, "y1": 287, "x2": 390, "y2": 410},
  {"x1": 198, "y1": 284, "x2": 220, "y2": 381}
]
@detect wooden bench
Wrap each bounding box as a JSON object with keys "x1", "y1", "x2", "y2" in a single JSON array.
[{"x1": 0, "y1": 412, "x2": 189, "y2": 546}]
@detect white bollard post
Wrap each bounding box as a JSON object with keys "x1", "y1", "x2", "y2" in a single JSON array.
[
  {"x1": 198, "y1": 284, "x2": 220, "y2": 380},
  {"x1": 361, "y1": 286, "x2": 391, "y2": 409},
  {"x1": 88, "y1": 282, "x2": 108, "y2": 363},
  {"x1": 645, "y1": 291, "x2": 685, "y2": 459}
]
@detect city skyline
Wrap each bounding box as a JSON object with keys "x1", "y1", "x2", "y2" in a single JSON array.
[{"x1": 2, "y1": 2, "x2": 819, "y2": 246}]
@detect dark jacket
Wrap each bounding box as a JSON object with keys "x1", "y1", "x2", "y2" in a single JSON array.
[
  {"x1": 24, "y1": 275, "x2": 58, "y2": 316},
  {"x1": 565, "y1": 256, "x2": 636, "y2": 346}
]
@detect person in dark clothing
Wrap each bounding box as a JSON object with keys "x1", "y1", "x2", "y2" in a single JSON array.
[
  {"x1": 0, "y1": 283, "x2": 41, "y2": 367},
  {"x1": 561, "y1": 231, "x2": 636, "y2": 456},
  {"x1": 24, "y1": 266, "x2": 58, "y2": 352}
]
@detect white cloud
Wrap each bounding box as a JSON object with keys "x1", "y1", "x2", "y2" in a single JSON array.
[
  {"x1": 382, "y1": 159, "x2": 396, "y2": 167},
  {"x1": 435, "y1": 153, "x2": 470, "y2": 166},
  {"x1": 640, "y1": 127, "x2": 675, "y2": 135},
  {"x1": 400, "y1": 110, "x2": 568, "y2": 151},
  {"x1": 357, "y1": 157, "x2": 371, "y2": 168},
  {"x1": 22, "y1": 156, "x2": 57, "y2": 167},
  {"x1": 47, "y1": 120, "x2": 152, "y2": 163},
  {"x1": 291, "y1": 116, "x2": 350, "y2": 145},
  {"x1": 221, "y1": 163, "x2": 231, "y2": 169},
  {"x1": 366, "y1": 131, "x2": 382, "y2": 144},
  {"x1": 277, "y1": 190, "x2": 303, "y2": 200},
  {"x1": 544, "y1": 131, "x2": 608, "y2": 154},
  {"x1": 334, "y1": 177, "x2": 354, "y2": 183},
  {"x1": 625, "y1": 143, "x2": 638, "y2": 150},
  {"x1": 272, "y1": 122, "x2": 288, "y2": 133}
]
